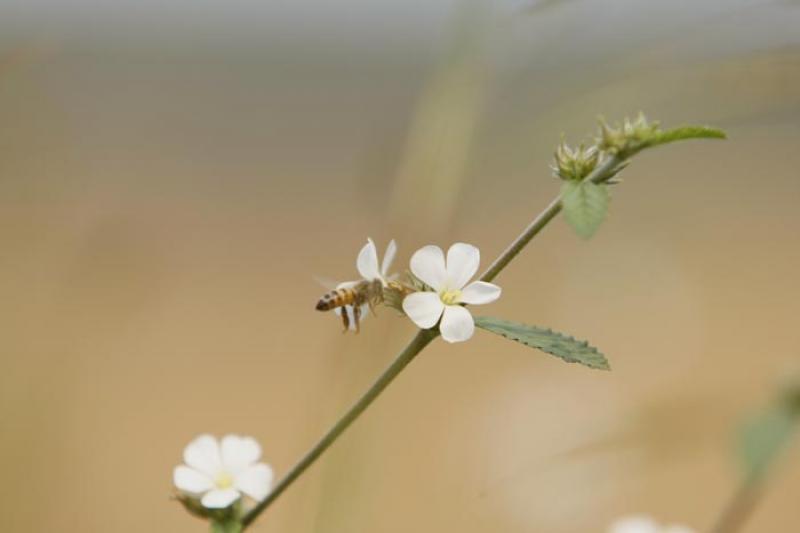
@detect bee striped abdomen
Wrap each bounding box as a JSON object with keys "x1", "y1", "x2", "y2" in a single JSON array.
[{"x1": 315, "y1": 287, "x2": 358, "y2": 311}]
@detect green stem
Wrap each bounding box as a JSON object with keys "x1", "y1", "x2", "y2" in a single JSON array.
[
  {"x1": 241, "y1": 153, "x2": 624, "y2": 529},
  {"x1": 479, "y1": 154, "x2": 621, "y2": 283},
  {"x1": 211, "y1": 518, "x2": 243, "y2": 533},
  {"x1": 711, "y1": 398, "x2": 800, "y2": 533},
  {"x1": 709, "y1": 480, "x2": 762, "y2": 533},
  {"x1": 241, "y1": 329, "x2": 437, "y2": 527}
]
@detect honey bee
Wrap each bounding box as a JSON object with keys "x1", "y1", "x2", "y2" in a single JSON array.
[{"x1": 315, "y1": 278, "x2": 384, "y2": 333}]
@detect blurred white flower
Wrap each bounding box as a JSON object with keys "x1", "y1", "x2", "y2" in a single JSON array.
[
  {"x1": 402, "y1": 243, "x2": 501, "y2": 343},
  {"x1": 173, "y1": 434, "x2": 274, "y2": 509},
  {"x1": 335, "y1": 238, "x2": 397, "y2": 331},
  {"x1": 608, "y1": 515, "x2": 695, "y2": 533},
  {"x1": 356, "y1": 237, "x2": 397, "y2": 286}
]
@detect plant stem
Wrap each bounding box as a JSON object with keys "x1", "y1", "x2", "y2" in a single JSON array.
[
  {"x1": 710, "y1": 480, "x2": 762, "y2": 533},
  {"x1": 211, "y1": 518, "x2": 243, "y2": 533},
  {"x1": 711, "y1": 396, "x2": 799, "y2": 533},
  {"x1": 241, "y1": 153, "x2": 624, "y2": 529},
  {"x1": 479, "y1": 154, "x2": 621, "y2": 283},
  {"x1": 241, "y1": 329, "x2": 437, "y2": 527}
]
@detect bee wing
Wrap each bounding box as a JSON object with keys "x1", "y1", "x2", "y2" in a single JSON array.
[
  {"x1": 313, "y1": 275, "x2": 340, "y2": 291},
  {"x1": 313, "y1": 276, "x2": 364, "y2": 291}
]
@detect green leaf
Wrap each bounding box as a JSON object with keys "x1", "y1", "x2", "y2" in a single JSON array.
[
  {"x1": 739, "y1": 406, "x2": 797, "y2": 481},
  {"x1": 560, "y1": 181, "x2": 609, "y2": 239},
  {"x1": 648, "y1": 125, "x2": 727, "y2": 148},
  {"x1": 474, "y1": 316, "x2": 610, "y2": 370}
]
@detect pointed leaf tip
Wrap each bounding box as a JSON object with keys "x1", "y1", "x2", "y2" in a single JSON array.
[{"x1": 650, "y1": 125, "x2": 727, "y2": 147}]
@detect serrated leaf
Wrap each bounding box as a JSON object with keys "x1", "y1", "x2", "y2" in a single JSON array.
[
  {"x1": 739, "y1": 406, "x2": 797, "y2": 481},
  {"x1": 474, "y1": 316, "x2": 610, "y2": 370},
  {"x1": 648, "y1": 125, "x2": 727, "y2": 147},
  {"x1": 560, "y1": 181, "x2": 609, "y2": 239}
]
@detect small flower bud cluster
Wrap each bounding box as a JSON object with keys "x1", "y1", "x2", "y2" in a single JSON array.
[
  {"x1": 551, "y1": 113, "x2": 664, "y2": 185},
  {"x1": 598, "y1": 112, "x2": 662, "y2": 158},
  {"x1": 552, "y1": 142, "x2": 599, "y2": 182}
]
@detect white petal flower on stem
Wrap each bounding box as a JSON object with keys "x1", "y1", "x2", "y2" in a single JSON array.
[
  {"x1": 356, "y1": 237, "x2": 397, "y2": 286},
  {"x1": 173, "y1": 434, "x2": 274, "y2": 509},
  {"x1": 334, "y1": 238, "x2": 397, "y2": 331},
  {"x1": 608, "y1": 515, "x2": 695, "y2": 533},
  {"x1": 402, "y1": 242, "x2": 501, "y2": 343}
]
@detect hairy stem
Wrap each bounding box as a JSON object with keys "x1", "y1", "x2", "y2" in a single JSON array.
[
  {"x1": 480, "y1": 154, "x2": 621, "y2": 283},
  {"x1": 241, "y1": 329, "x2": 437, "y2": 527},
  {"x1": 241, "y1": 153, "x2": 624, "y2": 529}
]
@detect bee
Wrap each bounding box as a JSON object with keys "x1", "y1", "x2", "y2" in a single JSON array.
[{"x1": 315, "y1": 278, "x2": 384, "y2": 333}]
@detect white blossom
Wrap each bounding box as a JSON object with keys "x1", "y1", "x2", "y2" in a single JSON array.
[
  {"x1": 402, "y1": 242, "x2": 501, "y2": 343},
  {"x1": 335, "y1": 238, "x2": 397, "y2": 330},
  {"x1": 173, "y1": 434, "x2": 274, "y2": 509},
  {"x1": 356, "y1": 237, "x2": 397, "y2": 286},
  {"x1": 608, "y1": 515, "x2": 695, "y2": 533}
]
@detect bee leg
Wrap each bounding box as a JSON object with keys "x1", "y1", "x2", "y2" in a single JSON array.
[
  {"x1": 353, "y1": 304, "x2": 361, "y2": 334},
  {"x1": 368, "y1": 298, "x2": 377, "y2": 317},
  {"x1": 341, "y1": 307, "x2": 350, "y2": 333}
]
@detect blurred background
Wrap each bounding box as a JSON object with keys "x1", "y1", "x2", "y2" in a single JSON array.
[{"x1": 1, "y1": 0, "x2": 799, "y2": 531}]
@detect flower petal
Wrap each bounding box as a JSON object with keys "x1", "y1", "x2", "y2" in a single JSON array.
[
  {"x1": 381, "y1": 239, "x2": 397, "y2": 278},
  {"x1": 439, "y1": 305, "x2": 475, "y2": 343},
  {"x1": 220, "y1": 435, "x2": 262, "y2": 475},
  {"x1": 608, "y1": 516, "x2": 660, "y2": 533},
  {"x1": 410, "y1": 245, "x2": 447, "y2": 290},
  {"x1": 356, "y1": 238, "x2": 381, "y2": 281},
  {"x1": 234, "y1": 463, "x2": 274, "y2": 501},
  {"x1": 183, "y1": 434, "x2": 222, "y2": 477},
  {"x1": 173, "y1": 465, "x2": 215, "y2": 495},
  {"x1": 460, "y1": 281, "x2": 501, "y2": 305},
  {"x1": 402, "y1": 292, "x2": 444, "y2": 329},
  {"x1": 201, "y1": 488, "x2": 241, "y2": 509},
  {"x1": 446, "y1": 243, "x2": 480, "y2": 289}
]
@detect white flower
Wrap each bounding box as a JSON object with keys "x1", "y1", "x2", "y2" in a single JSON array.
[
  {"x1": 609, "y1": 515, "x2": 695, "y2": 533},
  {"x1": 402, "y1": 242, "x2": 501, "y2": 343},
  {"x1": 173, "y1": 434, "x2": 274, "y2": 509},
  {"x1": 335, "y1": 238, "x2": 397, "y2": 330},
  {"x1": 356, "y1": 237, "x2": 397, "y2": 286}
]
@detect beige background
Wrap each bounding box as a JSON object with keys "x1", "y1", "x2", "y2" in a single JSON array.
[{"x1": 1, "y1": 1, "x2": 799, "y2": 531}]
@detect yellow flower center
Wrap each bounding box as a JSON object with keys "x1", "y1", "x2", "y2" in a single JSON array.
[
  {"x1": 439, "y1": 288, "x2": 462, "y2": 306},
  {"x1": 215, "y1": 471, "x2": 234, "y2": 489}
]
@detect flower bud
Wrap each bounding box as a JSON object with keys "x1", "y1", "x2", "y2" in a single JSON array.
[
  {"x1": 597, "y1": 113, "x2": 662, "y2": 158},
  {"x1": 552, "y1": 142, "x2": 599, "y2": 182}
]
